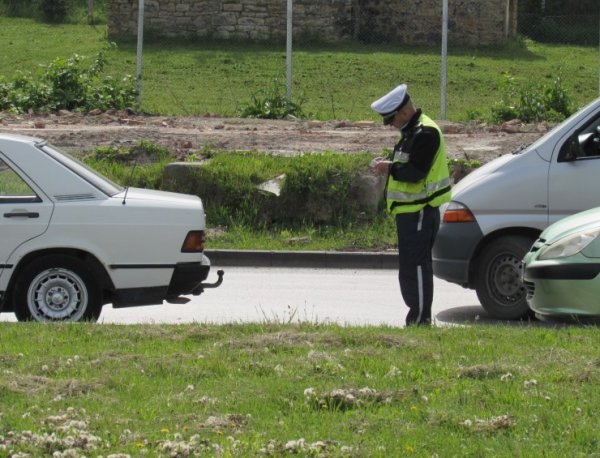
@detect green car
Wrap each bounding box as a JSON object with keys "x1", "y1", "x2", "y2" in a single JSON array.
[{"x1": 523, "y1": 206, "x2": 600, "y2": 320}]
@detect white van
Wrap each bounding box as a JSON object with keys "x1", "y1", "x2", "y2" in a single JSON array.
[{"x1": 433, "y1": 97, "x2": 600, "y2": 319}]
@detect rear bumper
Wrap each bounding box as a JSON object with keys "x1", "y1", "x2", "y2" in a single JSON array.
[
  {"x1": 167, "y1": 262, "x2": 211, "y2": 296},
  {"x1": 111, "y1": 261, "x2": 221, "y2": 308}
]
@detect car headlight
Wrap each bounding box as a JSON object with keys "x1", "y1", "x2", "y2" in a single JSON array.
[{"x1": 538, "y1": 227, "x2": 600, "y2": 260}]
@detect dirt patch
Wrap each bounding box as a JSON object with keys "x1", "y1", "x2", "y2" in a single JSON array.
[{"x1": 0, "y1": 111, "x2": 547, "y2": 163}]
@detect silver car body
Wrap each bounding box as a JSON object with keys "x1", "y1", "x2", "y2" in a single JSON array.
[{"x1": 433, "y1": 97, "x2": 600, "y2": 318}]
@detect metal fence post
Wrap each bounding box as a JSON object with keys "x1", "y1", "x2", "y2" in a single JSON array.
[
  {"x1": 136, "y1": 0, "x2": 144, "y2": 108},
  {"x1": 440, "y1": 0, "x2": 448, "y2": 120},
  {"x1": 286, "y1": 0, "x2": 293, "y2": 103}
]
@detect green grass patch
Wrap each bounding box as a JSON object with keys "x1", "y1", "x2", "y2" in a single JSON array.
[
  {"x1": 84, "y1": 145, "x2": 402, "y2": 251},
  {"x1": 1, "y1": 322, "x2": 599, "y2": 456},
  {"x1": 205, "y1": 215, "x2": 398, "y2": 252},
  {"x1": 0, "y1": 18, "x2": 598, "y2": 121},
  {"x1": 83, "y1": 142, "x2": 482, "y2": 251}
]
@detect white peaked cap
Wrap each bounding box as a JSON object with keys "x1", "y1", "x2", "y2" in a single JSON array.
[{"x1": 370, "y1": 83, "x2": 410, "y2": 117}]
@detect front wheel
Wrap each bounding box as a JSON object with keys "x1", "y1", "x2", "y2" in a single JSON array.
[
  {"x1": 13, "y1": 255, "x2": 102, "y2": 322},
  {"x1": 474, "y1": 235, "x2": 535, "y2": 320}
]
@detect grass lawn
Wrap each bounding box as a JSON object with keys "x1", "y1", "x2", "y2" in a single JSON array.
[
  {"x1": 1, "y1": 16, "x2": 600, "y2": 458},
  {"x1": 1, "y1": 322, "x2": 600, "y2": 456},
  {"x1": 0, "y1": 17, "x2": 598, "y2": 121}
]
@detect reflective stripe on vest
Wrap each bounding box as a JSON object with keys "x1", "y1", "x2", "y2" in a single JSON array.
[{"x1": 387, "y1": 176, "x2": 451, "y2": 202}]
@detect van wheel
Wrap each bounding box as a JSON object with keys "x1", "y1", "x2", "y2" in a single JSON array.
[
  {"x1": 13, "y1": 255, "x2": 102, "y2": 322},
  {"x1": 474, "y1": 236, "x2": 535, "y2": 320}
]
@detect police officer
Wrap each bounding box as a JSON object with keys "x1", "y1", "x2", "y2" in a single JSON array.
[{"x1": 371, "y1": 84, "x2": 451, "y2": 326}]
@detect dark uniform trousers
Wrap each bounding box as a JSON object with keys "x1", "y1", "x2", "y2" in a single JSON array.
[{"x1": 395, "y1": 205, "x2": 440, "y2": 326}]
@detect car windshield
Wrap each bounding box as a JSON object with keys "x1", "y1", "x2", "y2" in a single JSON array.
[{"x1": 40, "y1": 142, "x2": 124, "y2": 196}]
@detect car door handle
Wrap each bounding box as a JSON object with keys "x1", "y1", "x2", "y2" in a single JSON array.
[{"x1": 4, "y1": 211, "x2": 39, "y2": 218}]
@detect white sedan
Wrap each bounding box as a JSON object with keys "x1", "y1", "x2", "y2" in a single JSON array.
[{"x1": 0, "y1": 133, "x2": 223, "y2": 322}]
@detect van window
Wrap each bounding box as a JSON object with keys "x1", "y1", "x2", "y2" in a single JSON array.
[{"x1": 559, "y1": 116, "x2": 600, "y2": 161}]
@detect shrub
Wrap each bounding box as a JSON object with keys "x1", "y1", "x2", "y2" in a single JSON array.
[
  {"x1": 491, "y1": 72, "x2": 572, "y2": 123},
  {"x1": 238, "y1": 81, "x2": 308, "y2": 120},
  {"x1": 41, "y1": 0, "x2": 68, "y2": 23},
  {"x1": 0, "y1": 49, "x2": 137, "y2": 113},
  {"x1": 87, "y1": 145, "x2": 481, "y2": 230},
  {"x1": 86, "y1": 141, "x2": 174, "y2": 189}
]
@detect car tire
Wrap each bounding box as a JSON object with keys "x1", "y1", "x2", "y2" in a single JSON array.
[
  {"x1": 474, "y1": 235, "x2": 535, "y2": 320},
  {"x1": 13, "y1": 255, "x2": 102, "y2": 322}
]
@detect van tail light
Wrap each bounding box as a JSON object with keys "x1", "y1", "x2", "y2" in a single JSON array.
[
  {"x1": 181, "y1": 230, "x2": 206, "y2": 252},
  {"x1": 442, "y1": 202, "x2": 476, "y2": 223}
]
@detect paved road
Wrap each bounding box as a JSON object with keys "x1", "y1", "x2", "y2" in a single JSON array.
[{"x1": 0, "y1": 266, "x2": 524, "y2": 326}]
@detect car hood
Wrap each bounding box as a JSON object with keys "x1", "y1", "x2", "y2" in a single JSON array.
[
  {"x1": 451, "y1": 152, "x2": 519, "y2": 197},
  {"x1": 540, "y1": 206, "x2": 600, "y2": 242}
]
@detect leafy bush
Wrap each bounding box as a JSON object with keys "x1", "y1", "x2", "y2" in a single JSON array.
[
  {"x1": 87, "y1": 144, "x2": 480, "y2": 231},
  {"x1": 86, "y1": 140, "x2": 174, "y2": 189},
  {"x1": 277, "y1": 152, "x2": 374, "y2": 224},
  {"x1": 0, "y1": 0, "x2": 38, "y2": 17},
  {"x1": 0, "y1": 49, "x2": 136, "y2": 113},
  {"x1": 491, "y1": 72, "x2": 572, "y2": 123},
  {"x1": 0, "y1": 0, "x2": 106, "y2": 24},
  {"x1": 238, "y1": 81, "x2": 308, "y2": 120},
  {"x1": 41, "y1": 0, "x2": 68, "y2": 23}
]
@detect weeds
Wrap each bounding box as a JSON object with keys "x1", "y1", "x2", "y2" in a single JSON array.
[
  {"x1": 0, "y1": 47, "x2": 136, "y2": 114},
  {"x1": 238, "y1": 80, "x2": 308, "y2": 120},
  {"x1": 1, "y1": 323, "x2": 600, "y2": 456},
  {"x1": 491, "y1": 71, "x2": 573, "y2": 123},
  {"x1": 82, "y1": 143, "x2": 480, "y2": 251},
  {"x1": 86, "y1": 140, "x2": 174, "y2": 189}
]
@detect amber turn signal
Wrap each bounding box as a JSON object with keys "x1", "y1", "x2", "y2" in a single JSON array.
[{"x1": 442, "y1": 205, "x2": 476, "y2": 223}]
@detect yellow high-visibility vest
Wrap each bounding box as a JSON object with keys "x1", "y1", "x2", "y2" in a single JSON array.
[{"x1": 386, "y1": 114, "x2": 452, "y2": 215}]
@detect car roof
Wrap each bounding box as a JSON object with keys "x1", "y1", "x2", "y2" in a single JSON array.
[{"x1": 0, "y1": 132, "x2": 45, "y2": 146}]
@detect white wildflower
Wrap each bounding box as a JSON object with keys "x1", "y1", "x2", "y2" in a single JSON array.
[
  {"x1": 500, "y1": 372, "x2": 513, "y2": 381},
  {"x1": 303, "y1": 387, "x2": 316, "y2": 398},
  {"x1": 385, "y1": 366, "x2": 401, "y2": 377}
]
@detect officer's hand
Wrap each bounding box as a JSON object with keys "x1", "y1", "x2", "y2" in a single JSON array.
[{"x1": 371, "y1": 158, "x2": 391, "y2": 175}]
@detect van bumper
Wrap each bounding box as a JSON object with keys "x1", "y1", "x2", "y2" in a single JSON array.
[{"x1": 433, "y1": 221, "x2": 483, "y2": 287}]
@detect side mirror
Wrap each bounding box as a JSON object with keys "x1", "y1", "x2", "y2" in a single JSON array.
[{"x1": 562, "y1": 136, "x2": 584, "y2": 161}]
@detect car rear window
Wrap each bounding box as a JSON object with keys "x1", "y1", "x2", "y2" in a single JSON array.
[{"x1": 40, "y1": 143, "x2": 124, "y2": 196}]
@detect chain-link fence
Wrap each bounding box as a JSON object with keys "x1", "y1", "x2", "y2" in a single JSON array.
[
  {"x1": 518, "y1": 0, "x2": 599, "y2": 46},
  {"x1": 1, "y1": 0, "x2": 599, "y2": 120}
]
